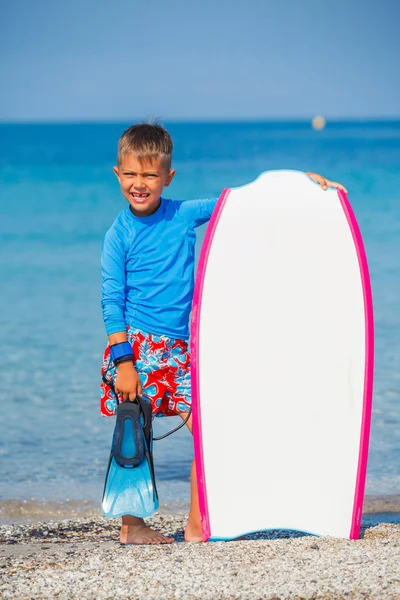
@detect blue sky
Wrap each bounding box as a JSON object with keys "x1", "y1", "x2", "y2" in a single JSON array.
[{"x1": 1, "y1": 0, "x2": 399, "y2": 121}]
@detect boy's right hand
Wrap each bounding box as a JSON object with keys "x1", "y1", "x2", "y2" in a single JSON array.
[{"x1": 115, "y1": 362, "x2": 142, "y2": 402}]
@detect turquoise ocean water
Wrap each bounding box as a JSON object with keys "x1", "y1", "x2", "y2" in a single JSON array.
[{"x1": 0, "y1": 121, "x2": 399, "y2": 518}]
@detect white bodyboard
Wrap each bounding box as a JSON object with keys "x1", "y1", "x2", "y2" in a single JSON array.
[{"x1": 191, "y1": 171, "x2": 373, "y2": 540}]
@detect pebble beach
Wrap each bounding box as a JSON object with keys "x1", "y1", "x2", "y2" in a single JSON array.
[{"x1": 1, "y1": 509, "x2": 399, "y2": 600}]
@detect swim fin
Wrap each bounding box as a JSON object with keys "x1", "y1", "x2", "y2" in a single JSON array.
[{"x1": 102, "y1": 397, "x2": 159, "y2": 519}]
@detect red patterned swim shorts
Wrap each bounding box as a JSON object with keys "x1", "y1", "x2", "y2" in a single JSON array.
[{"x1": 100, "y1": 328, "x2": 191, "y2": 418}]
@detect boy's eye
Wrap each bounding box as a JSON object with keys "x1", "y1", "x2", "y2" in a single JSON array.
[{"x1": 146, "y1": 174, "x2": 157, "y2": 178}]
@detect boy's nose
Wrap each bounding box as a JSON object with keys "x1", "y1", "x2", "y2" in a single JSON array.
[{"x1": 133, "y1": 177, "x2": 146, "y2": 189}]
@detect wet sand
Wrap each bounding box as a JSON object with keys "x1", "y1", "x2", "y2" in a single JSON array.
[{"x1": 1, "y1": 495, "x2": 399, "y2": 525}]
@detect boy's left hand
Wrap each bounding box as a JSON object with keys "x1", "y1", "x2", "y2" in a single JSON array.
[{"x1": 306, "y1": 172, "x2": 348, "y2": 194}]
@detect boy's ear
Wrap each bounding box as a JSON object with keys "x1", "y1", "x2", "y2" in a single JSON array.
[
  {"x1": 113, "y1": 166, "x2": 120, "y2": 181},
  {"x1": 164, "y1": 169, "x2": 176, "y2": 187}
]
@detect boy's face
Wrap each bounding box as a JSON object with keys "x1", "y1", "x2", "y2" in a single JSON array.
[{"x1": 114, "y1": 153, "x2": 175, "y2": 217}]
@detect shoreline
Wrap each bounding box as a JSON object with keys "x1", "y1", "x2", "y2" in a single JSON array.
[
  {"x1": 1, "y1": 494, "x2": 400, "y2": 526},
  {"x1": 1, "y1": 513, "x2": 399, "y2": 599}
]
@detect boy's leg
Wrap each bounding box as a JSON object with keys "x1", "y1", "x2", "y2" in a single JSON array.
[
  {"x1": 120, "y1": 411, "x2": 201, "y2": 544},
  {"x1": 178, "y1": 412, "x2": 203, "y2": 542},
  {"x1": 120, "y1": 515, "x2": 174, "y2": 545}
]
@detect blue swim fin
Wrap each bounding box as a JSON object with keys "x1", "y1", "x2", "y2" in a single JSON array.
[{"x1": 102, "y1": 398, "x2": 159, "y2": 519}]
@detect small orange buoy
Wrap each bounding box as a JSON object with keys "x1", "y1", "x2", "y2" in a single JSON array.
[{"x1": 312, "y1": 116, "x2": 326, "y2": 130}]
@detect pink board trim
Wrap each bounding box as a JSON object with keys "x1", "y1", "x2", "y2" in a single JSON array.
[
  {"x1": 337, "y1": 190, "x2": 374, "y2": 540},
  {"x1": 190, "y1": 188, "x2": 231, "y2": 542}
]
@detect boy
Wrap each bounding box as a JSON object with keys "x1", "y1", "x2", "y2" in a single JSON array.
[{"x1": 100, "y1": 122, "x2": 347, "y2": 545}]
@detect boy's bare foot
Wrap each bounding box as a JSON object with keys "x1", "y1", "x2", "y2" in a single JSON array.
[
  {"x1": 120, "y1": 523, "x2": 174, "y2": 545},
  {"x1": 184, "y1": 519, "x2": 204, "y2": 542}
]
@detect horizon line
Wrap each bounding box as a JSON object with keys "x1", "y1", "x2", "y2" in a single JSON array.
[{"x1": 0, "y1": 116, "x2": 400, "y2": 126}]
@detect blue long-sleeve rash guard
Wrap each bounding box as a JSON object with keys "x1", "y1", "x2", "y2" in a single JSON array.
[{"x1": 101, "y1": 197, "x2": 218, "y2": 340}]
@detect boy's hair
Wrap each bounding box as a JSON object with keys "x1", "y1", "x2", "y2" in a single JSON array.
[{"x1": 117, "y1": 122, "x2": 173, "y2": 169}]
